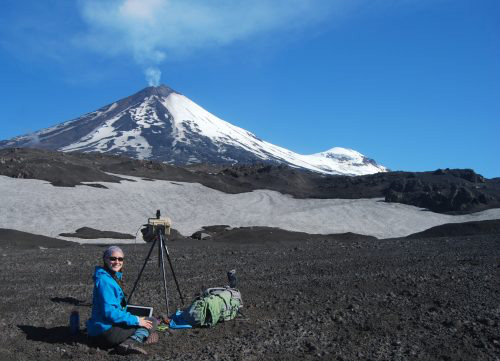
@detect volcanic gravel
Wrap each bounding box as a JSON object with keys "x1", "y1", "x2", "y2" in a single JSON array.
[
  {"x1": 406, "y1": 219, "x2": 500, "y2": 239},
  {"x1": 0, "y1": 229, "x2": 77, "y2": 249},
  {"x1": 0, "y1": 227, "x2": 499, "y2": 360}
]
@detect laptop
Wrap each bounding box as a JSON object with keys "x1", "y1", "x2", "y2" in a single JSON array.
[{"x1": 126, "y1": 305, "x2": 153, "y2": 318}]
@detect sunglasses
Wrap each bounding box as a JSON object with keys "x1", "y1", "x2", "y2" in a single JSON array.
[{"x1": 108, "y1": 257, "x2": 124, "y2": 262}]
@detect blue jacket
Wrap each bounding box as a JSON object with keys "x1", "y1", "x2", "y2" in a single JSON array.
[{"x1": 87, "y1": 266, "x2": 139, "y2": 336}]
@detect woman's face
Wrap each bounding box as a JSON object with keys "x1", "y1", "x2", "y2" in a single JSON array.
[{"x1": 104, "y1": 250, "x2": 124, "y2": 272}]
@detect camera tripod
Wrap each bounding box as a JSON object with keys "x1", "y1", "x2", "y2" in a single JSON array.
[{"x1": 127, "y1": 225, "x2": 185, "y2": 315}]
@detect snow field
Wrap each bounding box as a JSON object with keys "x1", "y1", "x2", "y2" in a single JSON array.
[{"x1": 1, "y1": 175, "x2": 499, "y2": 244}]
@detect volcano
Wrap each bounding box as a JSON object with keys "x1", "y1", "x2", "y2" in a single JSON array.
[{"x1": 0, "y1": 85, "x2": 387, "y2": 175}]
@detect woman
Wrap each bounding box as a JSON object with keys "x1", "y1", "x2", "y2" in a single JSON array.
[{"x1": 87, "y1": 246, "x2": 158, "y2": 354}]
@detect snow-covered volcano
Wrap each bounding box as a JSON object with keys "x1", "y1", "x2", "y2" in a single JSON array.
[{"x1": 0, "y1": 85, "x2": 387, "y2": 175}]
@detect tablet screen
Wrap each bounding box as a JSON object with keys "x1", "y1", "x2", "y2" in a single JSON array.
[{"x1": 126, "y1": 305, "x2": 153, "y2": 318}]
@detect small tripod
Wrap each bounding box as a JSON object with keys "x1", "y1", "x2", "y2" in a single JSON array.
[{"x1": 127, "y1": 211, "x2": 184, "y2": 315}]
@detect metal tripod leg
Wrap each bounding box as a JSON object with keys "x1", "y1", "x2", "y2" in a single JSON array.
[
  {"x1": 162, "y1": 239, "x2": 185, "y2": 305},
  {"x1": 158, "y1": 233, "x2": 170, "y2": 314},
  {"x1": 128, "y1": 228, "x2": 184, "y2": 315},
  {"x1": 127, "y1": 236, "x2": 157, "y2": 304}
]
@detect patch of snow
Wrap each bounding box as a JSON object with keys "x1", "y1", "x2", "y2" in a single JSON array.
[
  {"x1": 129, "y1": 96, "x2": 164, "y2": 129},
  {"x1": 160, "y1": 93, "x2": 386, "y2": 175},
  {"x1": 1, "y1": 175, "x2": 499, "y2": 243},
  {"x1": 105, "y1": 102, "x2": 118, "y2": 113},
  {"x1": 60, "y1": 110, "x2": 153, "y2": 158},
  {"x1": 161, "y1": 93, "x2": 268, "y2": 154}
]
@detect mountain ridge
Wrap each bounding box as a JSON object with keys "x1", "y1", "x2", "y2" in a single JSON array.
[{"x1": 0, "y1": 85, "x2": 387, "y2": 175}]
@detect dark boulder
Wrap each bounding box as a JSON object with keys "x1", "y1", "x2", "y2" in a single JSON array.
[
  {"x1": 384, "y1": 170, "x2": 496, "y2": 213},
  {"x1": 191, "y1": 231, "x2": 212, "y2": 240}
]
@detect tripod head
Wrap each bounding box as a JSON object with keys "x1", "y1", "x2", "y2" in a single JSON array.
[{"x1": 141, "y1": 209, "x2": 171, "y2": 242}]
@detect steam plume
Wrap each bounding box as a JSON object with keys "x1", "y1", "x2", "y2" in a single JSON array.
[
  {"x1": 78, "y1": 0, "x2": 338, "y2": 85},
  {"x1": 145, "y1": 67, "x2": 161, "y2": 86}
]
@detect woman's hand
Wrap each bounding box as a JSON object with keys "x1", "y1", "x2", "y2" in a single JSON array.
[{"x1": 138, "y1": 317, "x2": 153, "y2": 329}]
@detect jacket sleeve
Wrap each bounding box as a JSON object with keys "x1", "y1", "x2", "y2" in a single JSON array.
[{"x1": 96, "y1": 278, "x2": 139, "y2": 326}]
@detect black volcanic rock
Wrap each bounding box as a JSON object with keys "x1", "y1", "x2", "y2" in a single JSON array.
[
  {"x1": 59, "y1": 227, "x2": 135, "y2": 239},
  {"x1": 384, "y1": 168, "x2": 499, "y2": 213},
  {"x1": 406, "y1": 219, "x2": 500, "y2": 238},
  {"x1": 0, "y1": 228, "x2": 76, "y2": 249},
  {"x1": 0, "y1": 148, "x2": 126, "y2": 187},
  {"x1": 208, "y1": 226, "x2": 377, "y2": 244}
]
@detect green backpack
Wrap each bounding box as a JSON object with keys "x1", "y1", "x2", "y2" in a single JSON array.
[{"x1": 185, "y1": 287, "x2": 243, "y2": 327}]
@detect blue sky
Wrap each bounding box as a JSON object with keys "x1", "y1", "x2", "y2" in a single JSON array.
[{"x1": 0, "y1": 0, "x2": 498, "y2": 177}]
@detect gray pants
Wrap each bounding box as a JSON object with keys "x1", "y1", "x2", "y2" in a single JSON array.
[{"x1": 90, "y1": 317, "x2": 158, "y2": 348}]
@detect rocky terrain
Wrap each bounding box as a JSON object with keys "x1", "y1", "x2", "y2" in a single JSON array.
[
  {"x1": 1, "y1": 148, "x2": 499, "y2": 214},
  {"x1": 0, "y1": 221, "x2": 499, "y2": 360},
  {"x1": 1, "y1": 147, "x2": 499, "y2": 360}
]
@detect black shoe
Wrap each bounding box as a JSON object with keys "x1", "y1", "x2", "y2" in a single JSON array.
[{"x1": 116, "y1": 339, "x2": 148, "y2": 355}]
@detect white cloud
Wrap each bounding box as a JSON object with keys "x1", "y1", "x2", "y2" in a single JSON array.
[
  {"x1": 78, "y1": 0, "x2": 343, "y2": 84},
  {"x1": 119, "y1": 0, "x2": 162, "y2": 21}
]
